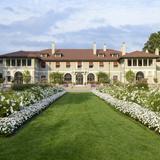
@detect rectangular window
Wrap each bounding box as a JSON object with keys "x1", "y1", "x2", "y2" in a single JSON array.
[
  {"x1": 77, "y1": 62, "x2": 82, "y2": 68},
  {"x1": 6, "y1": 59, "x2": 10, "y2": 66},
  {"x1": 56, "y1": 62, "x2": 60, "y2": 68},
  {"x1": 0, "y1": 73, "x2": 2, "y2": 79},
  {"x1": 133, "y1": 59, "x2": 137, "y2": 66},
  {"x1": 143, "y1": 59, "x2": 147, "y2": 66},
  {"x1": 11, "y1": 59, "x2": 16, "y2": 66},
  {"x1": 66, "y1": 62, "x2": 70, "y2": 68},
  {"x1": 27, "y1": 59, "x2": 32, "y2": 66},
  {"x1": 0, "y1": 59, "x2": 3, "y2": 65},
  {"x1": 99, "y1": 61, "x2": 104, "y2": 67},
  {"x1": 113, "y1": 61, "x2": 118, "y2": 67},
  {"x1": 138, "y1": 59, "x2": 142, "y2": 66},
  {"x1": 89, "y1": 62, "x2": 93, "y2": 68},
  {"x1": 22, "y1": 59, "x2": 26, "y2": 66},
  {"x1": 128, "y1": 59, "x2": 132, "y2": 66},
  {"x1": 41, "y1": 61, "x2": 46, "y2": 68},
  {"x1": 17, "y1": 59, "x2": 21, "y2": 66},
  {"x1": 149, "y1": 59, "x2": 153, "y2": 66}
]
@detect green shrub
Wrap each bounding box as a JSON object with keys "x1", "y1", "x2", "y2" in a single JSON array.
[
  {"x1": 97, "y1": 72, "x2": 110, "y2": 84},
  {"x1": 125, "y1": 70, "x2": 135, "y2": 83},
  {"x1": 49, "y1": 72, "x2": 64, "y2": 84},
  {"x1": 135, "y1": 79, "x2": 149, "y2": 90},
  {"x1": 23, "y1": 70, "x2": 31, "y2": 84},
  {"x1": 0, "y1": 78, "x2": 5, "y2": 83},
  {"x1": 11, "y1": 84, "x2": 36, "y2": 91}
]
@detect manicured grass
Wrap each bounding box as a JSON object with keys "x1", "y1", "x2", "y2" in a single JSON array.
[{"x1": 0, "y1": 93, "x2": 160, "y2": 160}]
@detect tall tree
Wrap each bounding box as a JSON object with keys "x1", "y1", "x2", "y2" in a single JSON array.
[{"x1": 143, "y1": 31, "x2": 160, "y2": 53}]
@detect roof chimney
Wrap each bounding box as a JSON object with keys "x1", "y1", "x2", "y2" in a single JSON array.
[
  {"x1": 121, "y1": 42, "x2": 126, "y2": 56},
  {"x1": 51, "y1": 41, "x2": 56, "y2": 55},
  {"x1": 145, "y1": 49, "x2": 149, "y2": 53},
  {"x1": 103, "y1": 43, "x2": 106, "y2": 52},
  {"x1": 155, "y1": 48, "x2": 159, "y2": 55},
  {"x1": 93, "y1": 42, "x2": 97, "y2": 55}
]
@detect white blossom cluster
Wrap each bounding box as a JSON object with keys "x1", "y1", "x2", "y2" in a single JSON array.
[
  {"x1": 100, "y1": 85, "x2": 160, "y2": 112},
  {"x1": 0, "y1": 86, "x2": 62, "y2": 117},
  {"x1": 0, "y1": 90, "x2": 66, "y2": 135},
  {"x1": 92, "y1": 89, "x2": 160, "y2": 134}
]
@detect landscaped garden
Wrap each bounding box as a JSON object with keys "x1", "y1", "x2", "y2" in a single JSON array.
[
  {"x1": 0, "y1": 84, "x2": 65, "y2": 135},
  {"x1": 0, "y1": 93, "x2": 160, "y2": 160},
  {"x1": 93, "y1": 75, "x2": 160, "y2": 134}
]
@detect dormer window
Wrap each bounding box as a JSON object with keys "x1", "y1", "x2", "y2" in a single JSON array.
[
  {"x1": 110, "y1": 53, "x2": 119, "y2": 57},
  {"x1": 40, "y1": 53, "x2": 49, "y2": 57},
  {"x1": 55, "y1": 53, "x2": 62, "y2": 57},
  {"x1": 97, "y1": 52, "x2": 105, "y2": 57}
]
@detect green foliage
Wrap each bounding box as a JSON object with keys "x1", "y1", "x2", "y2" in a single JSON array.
[
  {"x1": 154, "y1": 78, "x2": 158, "y2": 83},
  {"x1": 49, "y1": 72, "x2": 64, "y2": 84},
  {"x1": 125, "y1": 70, "x2": 135, "y2": 83},
  {"x1": 97, "y1": 72, "x2": 110, "y2": 84},
  {"x1": 135, "y1": 79, "x2": 149, "y2": 90},
  {"x1": 11, "y1": 83, "x2": 51, "y2": 91},
  {"x1": 143, "y1": 31, "x2": 160, "y2": 53},
  {"x1": 11, "y1": 84, "x2": 36, "y2": 91},
  {"x1": 23, "y1": 70, "x2": 31, "y2": 84},
  {"x1": 0, "y1": 77, "x2": 5, "y2": 83},
  {"x1": 0, "y1": 93, "x2": 160, "y2": 159}
]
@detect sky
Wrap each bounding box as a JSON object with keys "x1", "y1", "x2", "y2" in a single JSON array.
[{"x1": 0, "y1": 0, "x2": 160, "y2": 54}]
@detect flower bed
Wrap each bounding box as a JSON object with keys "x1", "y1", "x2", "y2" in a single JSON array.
[
  {"x1": 99, "y1": 85, "x2": 160, "y2": 112},
  {"x1": 0, "y1": 90, "x2": 66, "y2": 135},
  {"x1": 92, "y1": 89, "x2": 160, "y2": 134},
  {"x1": 0, "y1": 86, "x2": 62, "y2": 117}
]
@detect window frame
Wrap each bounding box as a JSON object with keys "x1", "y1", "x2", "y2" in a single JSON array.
[
  {"x1": 77, "y1": 61, "x2": 82, "y2": 68},
  {"x1": 99, "y1": 61, "x2": 104, "y2": 67}
]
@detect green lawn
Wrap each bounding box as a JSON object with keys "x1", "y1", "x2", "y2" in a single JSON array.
[{"x1": 0, "y1": 93, "x2": 160, "y2": 160}]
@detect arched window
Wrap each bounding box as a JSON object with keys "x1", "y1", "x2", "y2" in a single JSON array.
[
  {"x1": 76, "y1": 73, "x2": 83, "y2": 84},
  {"x1": 14, "y1": 71, "x2": 23, "y2": 84},
  {"x1": 136, "y1": 71, "x2": 144, "y2": 81},
  {"x1": 64, "y1": 73, "x2": 72, "y2": 83},
  {"x1": 87, "y1": 73, "x2": 95, "y2": 83}
]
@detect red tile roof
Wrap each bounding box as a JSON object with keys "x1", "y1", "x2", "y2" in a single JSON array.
[
  {"x1": 121, "y1": 51, "x2": 159, "y2": 58},
  {"x1": 0, "y1": 49, "x2": 159, "y2": 61}
]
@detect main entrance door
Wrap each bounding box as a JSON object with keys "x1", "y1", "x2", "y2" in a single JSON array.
[{"x1": 76, "y1": 73, "x2": 83, "y2": 85}]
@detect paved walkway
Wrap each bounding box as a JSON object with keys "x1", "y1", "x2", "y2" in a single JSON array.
[{"x1": 64, "y1": 85, "x2": 93, "y2": 92}]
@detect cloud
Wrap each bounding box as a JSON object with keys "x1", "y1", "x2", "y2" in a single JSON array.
[{"x1": 0, "y1": 0, "x2": 160, "y2": 54}]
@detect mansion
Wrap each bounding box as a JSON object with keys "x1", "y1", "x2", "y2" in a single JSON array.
[{"x1": 0, "y1": 42, "x2": 160, "y2": 85}]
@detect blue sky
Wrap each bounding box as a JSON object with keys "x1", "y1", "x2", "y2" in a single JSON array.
[{"x1": 0, "y1": 0, "x2": 160, "y2": 54}]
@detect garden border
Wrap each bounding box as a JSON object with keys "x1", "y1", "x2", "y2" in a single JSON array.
[
  {"x1": 0, "y1": 91, "x2": 66, "y2": 135},
  {"x1": 92, "y1": 89, "x2": 160, "y2": 134}
]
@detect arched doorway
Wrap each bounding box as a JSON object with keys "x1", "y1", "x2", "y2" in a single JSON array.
[
  {"x1": 76, "y1": 73, "x2": 83, "y2": 85},
  {"x1": 87, "y1": 73, "x2": 95, "y2": 83},
  {"x1": 136, "y1": 71, "x2": 144, "y2": 81},
  {"x1": 64, "y1": 73, "x2": 72, "y2": 83},
  {"x1": 14, "y1": 71, "x2": 23, "y2": 84}
]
